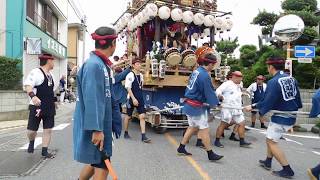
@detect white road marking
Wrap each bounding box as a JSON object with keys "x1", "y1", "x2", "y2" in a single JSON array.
[
  {"x1": 52, "y1": 123, "x2": 70, "y2": 130},
  {"x1": 245, "y1": 126, "x2": 320, "y2": 139},
  {"x1": 19, "y1": 137, "x2": 42, "y2": 150},
  {"x1": 312, "y1": 151, "x2": 320, "y2": 156},
  {"x1": 282, "y1": 137, "x2": 303, "y2": 145},
  {"x1": 38, "y1": 123, "x2": 70, "y2": 132}
]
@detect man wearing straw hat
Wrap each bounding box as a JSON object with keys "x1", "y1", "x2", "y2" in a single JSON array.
[
  {"x1": 177, "y1": 46, "x2": 223, "y2": 162},
  {"x1": 244, "y1": 57, "x2": 302, "y2": 179}
]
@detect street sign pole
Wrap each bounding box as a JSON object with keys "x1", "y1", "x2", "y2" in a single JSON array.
[{"x1": 287, "y1": 42, "x2": 293, "y2": 76}]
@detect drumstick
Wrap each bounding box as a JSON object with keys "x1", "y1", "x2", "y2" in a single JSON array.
[{"x1": 96, "y1": 146, "x2": 118, "y2": 180}]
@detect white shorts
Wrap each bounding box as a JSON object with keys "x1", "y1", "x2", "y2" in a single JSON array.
[
  {"x1": 221, "y1": 109, "x2": 245, "y2": 124},
  {"x1": 187, "y1": 111, "x2": 209, "y2": 130},
  {"x1": 266, "y1": 122, "x2": 292, "y2": 142}
]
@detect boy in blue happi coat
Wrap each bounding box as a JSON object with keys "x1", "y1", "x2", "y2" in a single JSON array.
[
  {"x1": 73, "y1": 26, "x2": 118, "y2": 180},
  {"x1": 177, "y1": 47, "x2": 223, "y2": 161},
  {"x1": 245, "y1": 57, "x2": 302, "y2": 179},
  {"x1": 307, "y1": 88, "x2": 320, "y2": 180}
]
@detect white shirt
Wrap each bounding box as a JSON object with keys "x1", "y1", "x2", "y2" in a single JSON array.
[
  {"x1": 125, "y1": 71, "x2": 144, "y2": 89},
  {"x1": 246, "y1": 82, "x2": 267, "y2": 98},
  {"x1": 216, "y1": 80, "x2": 243, "y2": 108},
  {"x1": 24, "y1": 68, "x2": 56, "y2": 105}
]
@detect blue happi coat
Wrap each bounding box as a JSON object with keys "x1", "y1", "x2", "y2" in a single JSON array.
[
  {"x1": 310, "y1": 88, "x2": 320, "y2": 118},
  {"x1": 112, "y1": 68, "x2": 130, "y2": 138},
  {"x1": 183, "y1": 66, "x2": 219, "y2": 116},
  {"x1": 73, "y1": 53, "x2": 113, "y2": 164},
  {"x1": 113, "y1": 68, "x2": 130, "y2": 104},
  {"x1": 256, "y1": 71, "x2": 302, "y2": 126}
]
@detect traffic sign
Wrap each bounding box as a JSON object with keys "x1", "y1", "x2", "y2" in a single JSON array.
[
  {"x1": 294, "y1": 46, "x2": 315, "y2": 58},
  {"x1": 298, "y1": 58, "x2": 312, "y2": 63}
]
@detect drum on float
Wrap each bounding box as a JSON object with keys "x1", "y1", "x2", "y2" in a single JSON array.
[
  {"x1": 181, "y1": 49, "x2": 197, "y2": 68},
  {"x1": 163, "y1": 47, "x2": 182, "y2": 66}
]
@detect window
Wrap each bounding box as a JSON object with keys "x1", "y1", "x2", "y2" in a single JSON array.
[
  {"x1": 26, "y1": 0, "x2": 58, "y2": 40},
  {"x1": 52, "y1": 15, "x2": 58, "y2": 39},
  {"x1": 27, "y1": 0, "x2": 36, "y2": 20}
]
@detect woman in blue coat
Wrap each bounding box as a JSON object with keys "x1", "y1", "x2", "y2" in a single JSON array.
[{"x1": 73, "y1": 26, "x2": 117, "y2": 180}]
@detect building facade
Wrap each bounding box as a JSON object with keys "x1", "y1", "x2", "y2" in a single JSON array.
[
  {"x1": 1, "y1": 0, "x2": 68, "y2": 88},
  {"x1": 67, "y1": 23, "x2": 84, "y2": 73},
  {"x1": 24, "y1": 0, "x2": 68, "y2": 87}
]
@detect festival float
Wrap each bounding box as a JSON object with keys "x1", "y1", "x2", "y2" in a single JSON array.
[{"x1": 114, "y1": 0, "x2": 233, "y2": 133}]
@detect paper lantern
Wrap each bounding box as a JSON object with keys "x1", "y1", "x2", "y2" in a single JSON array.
[
  {"x1": 193, "y1": 13, "x2": 205, "y2": 25},
  {"x1": 200, "y1": 33, "x2": 205, "y2": 39},
  {"x1": 204, "y1": 28, "x2": 211, "y2": 37},
  {"x1": 128, "y1": 21, "x2": 133, "y2": 31},
  {"x1": 204, "y1": 15, "x2": 215, "y2": 27},
  {"x1": 158, "y1": 6, "x2": 171, "y2": 20},
  {"x1": 192, "y1": 33, "x2": 199, "y2": 40},
  {"x1": 171, "y1": 8, "x2": 183, "y2": 21},
  {"x1": 213, "y1": 17, "x2": 224, "y2": 29},
  {"x1": 137, "y1": 12, "x2": 144, "y2": 26},
  {"x1": 146, "y1": 3, "x2": 158, "y2": 17},
  {"x1": 182, "y1": 11, "x2": 193, "y2": 24},
  {"x1": 225, "y1": 18, "x2": 233, "y2": 30}
]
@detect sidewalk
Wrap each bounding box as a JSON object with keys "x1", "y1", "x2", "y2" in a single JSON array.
[{"x1": 0, "y1": 103, "x2": 75, "y2": 131}]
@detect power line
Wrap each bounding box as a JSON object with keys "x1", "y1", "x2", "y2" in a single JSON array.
[{"x1": 67, "y1": 0, "x2": 83, "y2": 22}]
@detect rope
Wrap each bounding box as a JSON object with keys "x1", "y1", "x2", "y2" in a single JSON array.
[{"x1": 148, "y1": 105, "x2": 311, "y2": 117}]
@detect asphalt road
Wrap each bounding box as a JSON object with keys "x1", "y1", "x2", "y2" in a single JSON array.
[{"x1": 0, "y1": 103, "x2": 319, "y2": 180}]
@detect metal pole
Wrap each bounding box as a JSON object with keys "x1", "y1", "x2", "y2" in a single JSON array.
[
  {"x1": 287, "y1": 42, "x2": 292, "y2": 76},
  {"x1": 81, "y1": 16, "x2": 87, "y2": 67}
]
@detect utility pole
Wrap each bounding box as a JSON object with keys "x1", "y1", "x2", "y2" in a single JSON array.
[{"x1": 81, "y1": 16, "x2": 87, "y2": 68}]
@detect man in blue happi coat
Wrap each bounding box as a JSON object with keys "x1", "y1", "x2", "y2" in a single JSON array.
[
  {"x1": 307, "y1": 88, "x2": 320, "y2": 180},
  {"x1": 177, "y1": 47, "x2": 223, "y2": 161},
  {"x1": 246, "y1": 75, "x2": 267, "y2": 128},
  {"x1": 73, "y1": 26, "x2": 118, "y2": 180},
  {"x1": 245, "y1": 57, "x2": 302, "y2": 179}
]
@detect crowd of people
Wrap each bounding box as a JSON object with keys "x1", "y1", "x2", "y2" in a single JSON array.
[{"x1": 22, "y1": 26, "x2": 320, "y2": 180}]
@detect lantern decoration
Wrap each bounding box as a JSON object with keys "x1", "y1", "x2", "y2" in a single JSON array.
[
  {"x1": 204, "y1": 28, "x2": 211, "y2": 37},
  {"x1": 133, "y1": 16, "x2": 139, "y2": 29},
  {"x1": 171, "y1": 8, "x2": 183, "y2": 22},
  {"x1": 158, "y1": 6, "x2": 171, "y2": 20},
  {"x1": 193, "y1": 13, "x2": 205, "y2": 25},
  {"x1": 128, "y1": 21, "x2": 133, "y2": 31},
  {"x1": 159, "y1": 60, "x2": 166, "y2": 78},
  {"x1": 225, "y1": 18, "x2": 233, "y2": 31},
  {"x1": 137, "y1": 12, "x2": 144, "y2": 26},
  {"x1": 151, "y1": 59, "x2": 159, "y2": 77},
  {"x1": 192, "y1": 33, "x2": 199, "y2": 40},
  {"x1": 146, "y1": 3, "x2": 158, "y2": 17},
  {"x1": 213, "y1": 17, "x2": 224, "y2": 30},
  {"x1": 182, "y1": 11, "x2": 193, "y2": 24},
  {"x1": 204, "y1": 15, "x2": 215, "y2": 27},
  {"x1": 200, "y1": 33, "x2": 205, "y2": 39}
]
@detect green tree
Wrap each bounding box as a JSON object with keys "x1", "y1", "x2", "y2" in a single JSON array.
[
  {"x1": 293, "y1": 27, "x2": 318, "y2": 45},
  {"x1": 282, "y1": 0, "x2": 317, "y2": 12},
  {"x1": 216, "y1": 38, "x2": 239, "y2": 55},
  {"x1": 252, "y1": 10, "x2": 279, "y2": 35},
  {"x1": 252, "y1": 47, "x2": 285, "y2": 79},
  {"x1": 0, "y1": 56, "x2": 22, "y2": 90},
  {"x1": 216, "y1": 38, "x2": 239, "y2": 65},
  {"x1": 239, "y1": 45, "x2": 258, "y2": 67}
]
